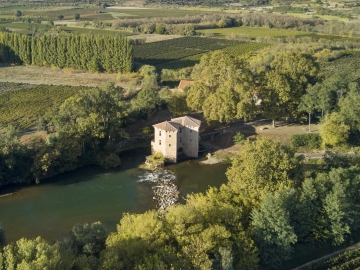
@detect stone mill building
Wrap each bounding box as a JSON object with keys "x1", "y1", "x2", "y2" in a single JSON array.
[{"x1": 151, "y1": 116, "x2": 201, "y2": 163}]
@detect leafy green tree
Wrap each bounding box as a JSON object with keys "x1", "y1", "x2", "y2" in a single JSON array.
[
  {"x1": 102, "y1": 210, "x2": 175, "y2": 269},
  {"x1": 320, "y1": 112, "x2": 350, "y2": 147},
  {"x1": 339, "y1": 84, "x2": 360, "y2": 131},
  {"x1": 58, "y1": 15, "x2": 64, "y2": 21},
  {"x1": 299, "y1": 85, "x2": 319, "y2": 131},
  {"x1": 233, "y1": 132, "x2": 245, "y2": 144},
  {"x1": 202, "y1": 86, "x2": 237, "y2": 123},
  {"x1": 74, "y1": 13, "x2": 80, "y2": 20},
  {"x1": 293, "y1": 178, "x2": 323, "y2": 242},
  {"x1": 0, "y1": 237, "x2": 73, "y2": 270},
  {"x1": 261, "y1": 52, "x2": 321, "y2": 126},
  {"x1": 131, "y1": 87, "x2": 160, "y2": 115},
  {"x1": 164, "y1": 89, "x2": 190, "y2": 116},
  {"x1": 71, "y1": 222, "x2": 107, "y2": 256},
  {"x1": 251, "y1": 189, "x2": 297, "y2": 269},
  {"x1": 15, "y1": 10, "x2": 22, "y2": 17},
  {"x1": 226, "y1": 138, "x2": 296, "y2": 206},
  {"x1": 187, "y1": 51, "x2": 255, "y2": 123}
]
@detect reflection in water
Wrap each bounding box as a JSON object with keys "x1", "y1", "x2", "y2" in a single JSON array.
[{"x1": 0, "y1": 150, "x2": 228, "y2": 243}]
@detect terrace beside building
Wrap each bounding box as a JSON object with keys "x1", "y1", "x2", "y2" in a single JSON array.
[{"x1": 151, "y1": 116, "x2": 201, "y2": 163}]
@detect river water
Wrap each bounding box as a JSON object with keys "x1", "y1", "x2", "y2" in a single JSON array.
[{"x1": 0, "y1": 148, "x2": 228, "y2": 243}]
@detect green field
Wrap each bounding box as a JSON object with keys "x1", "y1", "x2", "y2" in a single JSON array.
[
  {"x1": 0, "y1": 6, "x2": 204, "y2": 21},
  {"x1": 105, "y1": 8, "x2": 203, "y2": 18},
  {"x1": 197, "y1": 26, "x2": 309, "y2": 38},
  {"x1": 0, "y1": 84, "x2": 85, "y2": 130},
  {"x1": 134, "y1": 37, "x2": 240, "y2": 68},
  {"x1": 0, "y1": 21, "x2": 133, "y2": 36},
  {"x1": 156, "y1": 41, "x2": 270, "y2": 69}
]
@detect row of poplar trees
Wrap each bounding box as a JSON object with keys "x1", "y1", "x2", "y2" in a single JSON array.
[{"x1": 0, "y1": 32, "x2": 133, "y2": 72}]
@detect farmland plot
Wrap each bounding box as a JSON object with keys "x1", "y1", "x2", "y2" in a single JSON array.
[{"x1": 134, "y1": 36, "x2": 240, "y2": 67}]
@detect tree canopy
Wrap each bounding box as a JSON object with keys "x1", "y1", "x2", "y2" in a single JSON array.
[{"x1": 187, "y1": 51, "x2": 255, "y2": 123}]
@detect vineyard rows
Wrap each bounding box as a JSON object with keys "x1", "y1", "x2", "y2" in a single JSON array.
[
  {"x1": 134, "y1": 37, "x2": 240, "y2": 67},
  {"x1": 306, "y1": 247, "x2": 360, "y2": 270},
  {"x1": 222, "y1": 42, "x2": 270, "y2": 56},
  {"x1": 0, "y1": 84, "x2": 86, "y2": 130},
  {"x1": 321, "y1": 51, "x2": 360, "y2": 81},
  {"x1": 155, "y1": 41, "x2": 269, "y2": 70}
]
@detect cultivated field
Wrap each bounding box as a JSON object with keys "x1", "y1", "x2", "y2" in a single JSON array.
[
  {"x1": 134, "y1": 36, "x2": 241, "y2": 67},
  {"x1": 152, "y1": 39, "x2": 270, "y2": 69},
  {"x1": 0, "y1": 83, "x2": 85, "y2": 129},
  {"x1": 197, "y1": 26, "x2": 309, "y2": 38}
]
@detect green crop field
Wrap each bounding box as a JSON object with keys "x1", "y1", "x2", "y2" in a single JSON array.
[
  {"x1": 0, "y1": 6, "x2": 204, "y2": 21},
  {"x1": 197, "y1": 26, "x2": 309, "y2": 38},
  {"x1": 222, "y1": 41, "x2": 270, "y2": 56},
  {"x1": 61, "y1": 26, "x2": 133, "y2": 36},
  {"x1": 105, "y1": 8, "x2": 203, "y2": 18},
  {"x1": 156, "y1": 41, "x2": 269, "y2": 69},
  {"x1": 134, "y1": 36, "x2": 240, "y2": 68},
  {"x1": 0, "y1": 84, "x2": 86, "y2": 130}
]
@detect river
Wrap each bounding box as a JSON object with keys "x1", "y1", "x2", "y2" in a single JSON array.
[{"x1": 0, "y1": 148, "x2": 229, "y2": 243}]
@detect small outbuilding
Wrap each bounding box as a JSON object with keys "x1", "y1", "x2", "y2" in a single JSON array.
[{"x1": 151, "y1": 116, "x2": 201, "y2": 163}]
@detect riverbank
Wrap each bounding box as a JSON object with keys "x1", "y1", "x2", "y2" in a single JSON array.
[{"x1": 0, "y1": 148, "x2": 228, "y2": 242}]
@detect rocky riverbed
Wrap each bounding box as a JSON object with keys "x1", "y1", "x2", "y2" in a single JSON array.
[{"x1": 138, "y1": 170, "x2": 179, "y2": 210}]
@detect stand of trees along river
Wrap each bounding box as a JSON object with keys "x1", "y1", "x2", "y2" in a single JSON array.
[
  {"x1": 1, "y1": 22, "x2": 360, "y2": 268},
  {"x1": 2, "y1": 139, "x2": 360, "y2": 269}
]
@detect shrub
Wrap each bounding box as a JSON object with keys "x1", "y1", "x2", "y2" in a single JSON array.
[
  {"x1": 233, "y1": 132, "x2": 246, "y2": 144},
  {"x1": 291, "y1": 133, "x2": 321, "y2": 149}
]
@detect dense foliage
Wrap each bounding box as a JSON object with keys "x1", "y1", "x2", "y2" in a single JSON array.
[
  {"x1": 0, "y1": 32, "x2": 133, "y2": 72},
  {"x1": 2, "y1": 139, "x2": 360, "y2": 269},
  {"x1": 290, "y1": 133, "x2": 321, "y2": 149},
  {"x1": 0, "y1": 83, "x2": 130, "y2": 186}
]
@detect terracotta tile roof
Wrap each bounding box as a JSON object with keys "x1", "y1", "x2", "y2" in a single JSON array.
[
  {"x1": 178, "y1": 80, "x2": 195, "y2": 89},
  {"x1": 153, "y1": 121, "x2": 180, "y2": 132},
  {"x1": 171, "y1": 116, "x2": 201, "y2": 128}
]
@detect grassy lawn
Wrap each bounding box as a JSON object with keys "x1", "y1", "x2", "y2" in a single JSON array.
[{"x1": 197, "y1": 26, "x2": 309, "y2": 38}]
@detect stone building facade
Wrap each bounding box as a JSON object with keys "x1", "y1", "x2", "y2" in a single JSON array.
[{"x1": 151, "y1": 116, "x2": 201, "y2": 163}]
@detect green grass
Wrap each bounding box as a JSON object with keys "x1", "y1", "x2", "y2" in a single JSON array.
[
  {"x1": 197, "y1": 26, "x2": 309, "y2": 38},
  {"x1": 0, "y1": 84, "x2": 85, "y2": 130}
]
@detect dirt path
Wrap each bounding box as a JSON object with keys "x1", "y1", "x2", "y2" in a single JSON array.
[
  {"x1": 292, "y1": 241, "x2": 360, "y2": 270},
  {"x1": 201, "y1": 119, "x2": 320, "y2": 151}
]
